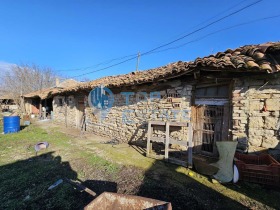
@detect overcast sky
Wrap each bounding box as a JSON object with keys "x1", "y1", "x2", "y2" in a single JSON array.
[{"x1": 0, "y1": 0, "x2": 279, "y2": 81}]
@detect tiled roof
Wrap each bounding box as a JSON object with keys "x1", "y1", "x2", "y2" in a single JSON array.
[
  {"x1": 24, "y1": 79, "x2": 80, "y2": 99},
  {"x1": 0, "y1": 94, "x2": 14, "y2": 100},
  {"x1": 193, "y1": 42, "x2": 280, "y2": 72},
  {"x1": 69, "y1": 42, "x2": 280, "y2": 92},
  {"x1": 25, "y1": 42, "x2": 280, "y2": 99}
]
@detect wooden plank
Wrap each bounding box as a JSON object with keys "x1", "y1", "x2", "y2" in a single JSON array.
[
  {"x1": 169, "y1": 138, "x2": 188, "y2": 147},
  {"x1": 196, "y1": 106, "x2": 204, "y2": 152},
  {"x1": 149, "y1": 121, "x2": 165, "y2": 126},
  {"x1": 146, "y1": 121, "x2": 152, "y2": 157},
  {"x1": 171, "y1": 98, "x2": 182, "y2": 103},
  {"x1": 194, "y1": 129, "x2": 214, "y2": 134},
  {"x1": 188, "y1": 122, "x2": 193, "y2": 168},
  {"x1": 221, "y1": 103, "x2": 230, "y2": 141},
  {"x1": 191, "y1": 106, "x2": 198, "y2": 152},
  {"x1": 169, "y1": 122, "x2": 189, "y2": 127},
  {"x1": 64, "y1": 178, "x2": 96, "y2": 196},
  {"x1": 39, "y1": 100, "x2": 42, "y2": 119},
  {"x1": 150, "y1": 136, "x2": 165, "y2": 143},
  {"x1": 195, "y1": 82, "x2": 230, "y2": 88},
  {"x1": 165, "y1": 122, "x2": 170, "y2": 159}
]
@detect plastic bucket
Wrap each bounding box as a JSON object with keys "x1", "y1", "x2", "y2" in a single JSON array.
[{"x1": 3, "y1": 116, "x2": 20, "y2": 134}]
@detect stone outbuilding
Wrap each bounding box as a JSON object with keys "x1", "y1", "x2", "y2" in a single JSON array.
[
  {"x1": 24, "y1": 79, "x2": 80, "y2": 119},
  {"x1": 29, "y1": 42, "x2": 280, "y2": 155},
  {"x1": 0, "y1": 94, "x2": 18, "y2": 111}
]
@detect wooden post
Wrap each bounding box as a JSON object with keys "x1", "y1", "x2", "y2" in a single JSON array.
[
  {"x1": 39, "y1": 99, "x2": 42, "y2": 119},
  {"x1": 64, "y1": 96, "x2": 67, "y2": 127},
  {"x1": 188, "y1": 122, "x2": 193, "y2": 168},
  {"x1": 146, "y1": 121, "x2": 151, "y2": 157},
  {"x1": 165, "y1": 122, "x2": 170, "y2": 160},
  {"x1": 136, "y1": 52, "x2": 140, "y2": 72}
]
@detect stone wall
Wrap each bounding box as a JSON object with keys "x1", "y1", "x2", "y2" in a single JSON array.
[
  {"x1": 53, "y1": 95, "x2": 77, "y2": 128},
  {"x1": 232, "y1": 76, "x2": 280, "y2": 152},
  {"x1": 85, "y1": 85, "x2": 193, "y2": 143},
  {"x1": 52, "y1": 75, "x2": 280, "y2": 151}
]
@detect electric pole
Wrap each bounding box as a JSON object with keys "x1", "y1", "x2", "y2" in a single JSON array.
[{"x1": 136, "y1": 52, "x2": 140, "y2": 72}]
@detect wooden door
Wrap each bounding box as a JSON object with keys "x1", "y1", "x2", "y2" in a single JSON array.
[{"x1": 193, "y1": 104, "x2": 229, "y2": 156}]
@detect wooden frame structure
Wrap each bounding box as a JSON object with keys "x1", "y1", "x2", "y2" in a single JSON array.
[{"x1": 146, "y1": 120, "x2": 193, "y2": 168}]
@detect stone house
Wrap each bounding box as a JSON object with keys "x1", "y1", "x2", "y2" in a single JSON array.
[
  {"x1": 0, "y1": 95, "x2": 18, "y2": 111},
  {"x1": 31, "y1": 42, "x2": 280, "y2": 155},
  {"x1": 24, "y1": 79, "x2": 80, "y2": 119}
]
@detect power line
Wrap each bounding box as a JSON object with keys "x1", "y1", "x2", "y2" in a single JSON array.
[
  {"x1": 56, "y1": 53, "x2": 138, "y2": 72},
  {"x1": 71, "y1": 0, "x2": 263, "y2": 78},
  {"x1": 70, "y1": 13, "x2": 279, "y2": 79},
  {"x1": 56, "y1": 0, "x2": 248, "y2": 73},
  {"x1": 142, "y1": 0, "x2": 263, "y2": 57},
  {"x1": 149, "y1": 14, "x2": 280, "y2": 55},
  {"x1": 160, "y1": 0, "x2": 250, "y2": 44}
]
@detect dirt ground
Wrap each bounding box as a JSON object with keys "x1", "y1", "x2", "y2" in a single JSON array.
[{"x1": 1, "y1": 121, "x2": 280, "y2": 210}]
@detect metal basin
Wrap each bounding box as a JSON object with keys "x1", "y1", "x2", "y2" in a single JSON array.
[{"x1": 85, "y1": 192, "x2": 172, "y2": 210}]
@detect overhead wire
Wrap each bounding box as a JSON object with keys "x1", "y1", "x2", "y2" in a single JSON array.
[
  {"x1": 141, "y1": 0, "x2": 263, "y2": 57},
  {"x1": 56, "y1": 0, "x2": 250, "y2": 74},
  {"x1": 56, "y1": 53, "x2": 138, "y2": 72},
  {"x1": 149, "y1": 14, "x2": 280, "y2": 55},
  {"x1": 70, "y1": 0, "x2": 263, "y2": 78},
  {"x1": 57, "y1": 0, "x2": 250, "y2": 75},
  {"x1": 158, "y1": 0, "x2": 250, "y2": 44}
]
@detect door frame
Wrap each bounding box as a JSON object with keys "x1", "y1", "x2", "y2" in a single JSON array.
[{"x1": 192, "y1": 83, "x2": 231, "y2": 156}]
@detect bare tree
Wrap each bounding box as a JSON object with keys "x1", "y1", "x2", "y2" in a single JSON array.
[{"x1": 0, "y1": 64, "x2": 57, "y2": 112}]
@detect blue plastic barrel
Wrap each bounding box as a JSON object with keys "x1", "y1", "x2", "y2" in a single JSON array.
[{"x1": 3, "y1": 116, "x2": 20, "y2": 134}]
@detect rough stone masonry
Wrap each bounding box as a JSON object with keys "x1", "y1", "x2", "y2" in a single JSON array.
[{"x1": 232, "y1": 76, "x2": 280, "y2": 152}]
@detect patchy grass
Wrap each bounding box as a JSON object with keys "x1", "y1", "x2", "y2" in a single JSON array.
[
  {"x1": 0, "y1": 123, "x2": 280, "y2": 210},
  {"x1": 0, "y1": 125, "x2": 120, "y2": 209}
]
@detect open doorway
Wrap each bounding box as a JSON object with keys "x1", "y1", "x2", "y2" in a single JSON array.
[{"x1": 42, "y1": 98, "x2": 53, "y2": 119}]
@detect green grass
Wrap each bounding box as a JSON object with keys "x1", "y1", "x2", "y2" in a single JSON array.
[
  {"x1": 0, "y1": 124, "x2": 119, "y2": 209},
  {"x1": 1, "y1": 123, "x2": 280, "y2": 210}
]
